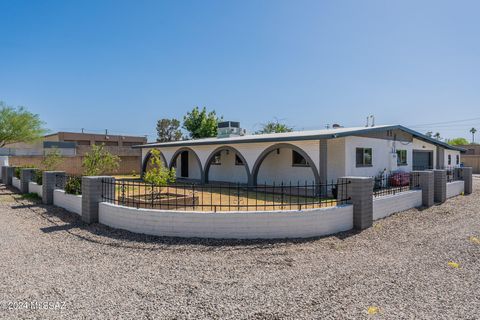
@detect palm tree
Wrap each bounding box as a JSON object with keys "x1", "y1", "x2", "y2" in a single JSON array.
[
  {"x1": 433, "y1": 132, "x2": 441, "y2": 140},
  {"x1": 470, "y1": 127, "x2": 477, "y2": 143}
]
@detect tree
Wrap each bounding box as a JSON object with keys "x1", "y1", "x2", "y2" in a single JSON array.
[
  {"x1": 470, "y1": 127, "x2": 477, "y2": 144},
  {"x1": 82, "y1": 144, "x2": 120, "y2": 176},
  {"x1": 156, "y1": 118, "x2": 182, "y2": 142},
  {"x1": 41, "y1": 148, "x2": 63, "y2": 170},
  {"x1": 183, "y1": 106, "x2": 221, "y2": 139},
  {"x1": 433, "y1": 132, "x2": 442, "y2": 140},
  {"x1": 256, "y1": 120, "x2": 293, "y2": 134},
  {"x1": 446, "y1": 137, "x2": 469, "y2": 146},
  {"x1": 0, "y1": 102, "x2": 47, "y2": 147},
  {"x1": 425, "y1": 131, "x2": 433, "y2": 138},
  {"x1": 143, "y1": 149, "x2": 176, "y2": 186}
]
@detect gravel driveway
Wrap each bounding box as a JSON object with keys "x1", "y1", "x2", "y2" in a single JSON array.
[{"x1": 0, "y1": 180, "x2": 479, "y2": 319}]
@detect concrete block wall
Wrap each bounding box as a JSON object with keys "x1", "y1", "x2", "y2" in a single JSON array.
[
  {"x1": 20, "y1": 168, "x2": 36, "y2": 193},
  {"x1": 82, "y1": 176, "x2": 114, "y2": 224},
  {"x1": 12, "y1": 177, "x2": 21, "y2": 190},
  {"x1": 43, "y1": 171, "x2": 65, "y2": 205},
  {"x1": 54, "y1": 190, "x2": 82, "y2": 215},
  {"x1": 373, "y1": 190, "x2": 422, "y2": 220},
  {"x1": 462, "y1": 167, "x2": 473, "y2": 195},
  {"x1": 342, "y1": 177, "x2": 374, "y2": 230},
  {"x1": 433, "y1": 170, "x2": 447, "y2": 203},
  {"x1": 99, "y1": 203, "x2": 354, "y2": 239},
  {"x1": 28, "y1": 182, "x2": 43, "y2": 198},
  {"x1": 414, "y1": 171, "x2": 434, "y2": 207},
  {"x1": 446, "y1": 181, "x2": 464, "y2": 199}
]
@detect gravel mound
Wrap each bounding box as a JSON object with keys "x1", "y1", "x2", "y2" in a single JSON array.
[{"x1": 0, "y1": 182, "x2": 479, "y2": 319}]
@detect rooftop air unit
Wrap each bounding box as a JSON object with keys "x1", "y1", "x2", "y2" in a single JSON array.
[{"x1": 217, "y1": 121, "x2": 246, "y2": 138}]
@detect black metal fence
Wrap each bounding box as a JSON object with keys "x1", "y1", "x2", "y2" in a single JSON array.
[
  {"x1": 446, "y1": 168, "x2": 462, "y2": 183},
  {"x1": 101, "y1": 179, "x2": 351, "y2": 212},
  {"x1": 373, "y1": 172, "x2": 421, "y2": 198}
]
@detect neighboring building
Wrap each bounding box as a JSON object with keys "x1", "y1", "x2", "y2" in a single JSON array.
[
  {"x1": 135, "y1": 122, "x2": 464, "y2": 185},
  {"x1": 2, "y1": 132, "x2": 147, "y2": 175},
  {"x1": 458, "y1": 144, "x2": 480, "y2": 174}
]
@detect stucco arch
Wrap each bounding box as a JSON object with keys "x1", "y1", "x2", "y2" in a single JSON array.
[
  {"x1": 169, "y1": 147, "x2": 204, "y2": 182},
  {"x1": 204, "y1": 146, "x2": 252, "y2": 185},
  {"x1": 251, "y1": 143, "x2": 320, "y2": 185},
  {"x1": 141, "y1": 149, "x2": 167, "y2": 176}
]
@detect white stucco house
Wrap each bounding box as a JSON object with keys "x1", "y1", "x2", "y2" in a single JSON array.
[{"x1": 134, "y1": 122, "x2": 464, "y2": 186}]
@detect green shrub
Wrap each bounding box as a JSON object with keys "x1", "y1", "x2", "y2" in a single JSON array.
[
  {"x1": 34, "y1": 169, "x2": 43, "y2": 185},
  {"x1": 14, "y1": 167, "x2": 21, "y2": 179},
  {"x1": 64, "y1": 176, "x2": 82, "y2": 195}
]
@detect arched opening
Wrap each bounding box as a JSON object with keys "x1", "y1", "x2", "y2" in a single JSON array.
[
  {"x1": 141, "y1": 149, "x2": 167, "y2": 176},
  {"x1": 252, "y1": 143, "x2": 320, "y2": 186},
  {"x1": 204, "y1": 146, "x2": 251, "y2": 184},
  {"x1": 169, "y1": 147, "x2": 203, "y2": 182}
]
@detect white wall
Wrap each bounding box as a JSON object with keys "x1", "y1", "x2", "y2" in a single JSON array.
[
  {"x1": 28, "y1": 182, "x2": 43, "y2": 198},
  {"x1": 0, "y1": 156, "x2": 8, "y2": 178},
  {"x1": 344, "y1": 136, "x2": 413, "y2": 178},
  {"x1": 207, "y1": 149, "x2": 248, "y2": 183},
  {"x1": 99, "y1": 203, "x2": 353, "y2": 239},
  {"x1": 444, "y1": 150, "x2": 461, "y2": 168},
  {"x1": 373, "y1": 190, "x2": 423, "y2": 220},
  {"x1": 327, "y1": 138, "x2": 346, "y2": 182},
  {"x1": 446, "y1": 181, "x2": 464, "y2": 199},
  {"x1": 53, "y1": 190, "x2": 82, "y2": 215},
  {"x1": 257, "y1": 148, "x2": 316, "y2": 185},
  {"x1": 173, "y1": 151, "x2": 202, "y2": 180},
  {"x1": 12, "y1": 177, "x2": 21, "y2": 190}
]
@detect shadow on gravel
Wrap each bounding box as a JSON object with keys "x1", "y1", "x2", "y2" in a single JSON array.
[{"x1": 4, "y1": 184, "x2": 358, "y2": 249}]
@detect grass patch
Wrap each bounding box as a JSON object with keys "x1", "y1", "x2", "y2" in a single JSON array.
[{"x1": 21, "y1": 193, "x2": 42, "y2": 201}]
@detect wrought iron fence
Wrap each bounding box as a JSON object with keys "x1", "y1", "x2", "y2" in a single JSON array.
[
  {"x1": 101, "y1": 179, "x2": 351, "y2": 212},
  {"x1": 373, "y1": 171, "x2": 421, "y2": 198},
  {"x1": 446, "y1": 168, "x2": 462, "y2": 183}
]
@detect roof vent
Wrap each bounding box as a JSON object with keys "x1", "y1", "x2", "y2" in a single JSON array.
[{"x1": 217, "y1": 121, "x2": 246, "y2": 138}]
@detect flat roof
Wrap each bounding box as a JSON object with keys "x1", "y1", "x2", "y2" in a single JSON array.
[{"x1": 134, "y1": 125, "x2": 465, "y2": 152}]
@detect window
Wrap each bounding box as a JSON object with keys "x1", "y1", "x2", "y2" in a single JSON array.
[
  {"x1": 235, "y1": 154, "x2": 244, "y2": 166},
  {"x1": 292, "y1": 150, "x2": 309, "y2": 167},
  {"x1": 396, "y1": 150, "x2": 407, "y2": 166},
  {"x1": 356, "y1": 148, "x2": 372, "y2": 167},
  {"x1": 211, "y1": 152, "x2": 221, "y2": 165},
  {"x1": 448, "y1": 154, "x2": 452, "y2": 165},
  {"x1": 456, "y1": 154, "x2": 460, "y2": 165}
]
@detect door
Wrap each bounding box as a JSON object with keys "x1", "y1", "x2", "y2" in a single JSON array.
[
  {"x1": 413, "y1": 150, "x2": 433, "y2": 170},
  {"x1": 180, "y1": 151, "x2": 189, "y2": 177}
]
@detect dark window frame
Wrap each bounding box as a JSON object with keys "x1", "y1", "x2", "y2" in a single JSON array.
[
  {"x1": 448, "y1": 154, "x2": 452, "y2": 166},
  {"x1": 396, "y1": 149, "x2": 408, "y2": 166},
  {"x1": 291, "y1": 150, "x2": 309, "y2": 167},
  {"x1": 456, "y1": 154, "x2": 460, "y2": 165},
  {"x1": 356, "y1": 148, "x2": 373, "y2": 167}
]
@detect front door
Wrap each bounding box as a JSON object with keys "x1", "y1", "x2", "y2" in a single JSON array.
[
  {"x1": 180, "y1": 151, "x2": 189, "y2": 178},
  {"x1": 413, "y1": 150, "x2": 433, "y2": 170}
]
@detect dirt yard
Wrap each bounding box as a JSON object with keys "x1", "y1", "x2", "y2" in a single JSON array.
[{"x1": 0, "y1": 179, "x2": 479, "y2": 319}]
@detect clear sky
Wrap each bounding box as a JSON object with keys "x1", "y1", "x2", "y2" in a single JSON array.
[{"x1": 1, "y1": 0, "x2": 479, "y2": 142}]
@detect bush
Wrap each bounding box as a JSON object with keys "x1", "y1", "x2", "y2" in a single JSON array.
[
  {"x1": 64, "y1": 176, "x2": 82, "y2": 195},
  {"x1": 14, "y1": 167, "x2": 21, "y2": 179},
  {"x1": 34, "y1": 169, "x2": 43, "y2": 185}
]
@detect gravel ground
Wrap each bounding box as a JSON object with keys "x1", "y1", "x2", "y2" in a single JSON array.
[{"x1": 0, "y1": 180, "x2": 479, "y2": 319}]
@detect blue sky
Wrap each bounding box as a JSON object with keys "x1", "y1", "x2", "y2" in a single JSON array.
[{"x1": 1, "y1": 0, "x2": 479, "y2": 141}]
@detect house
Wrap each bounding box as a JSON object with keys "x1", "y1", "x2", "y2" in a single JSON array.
[
  {"x1": 134, "y1": 122, "x2": 464, "y2": 185},
  {"x1": 2, "y1": 131, "x2": 147, "y2": 175},
  {"x1": 458, "y1": 144, "x2": 480, "y2": 174}
]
